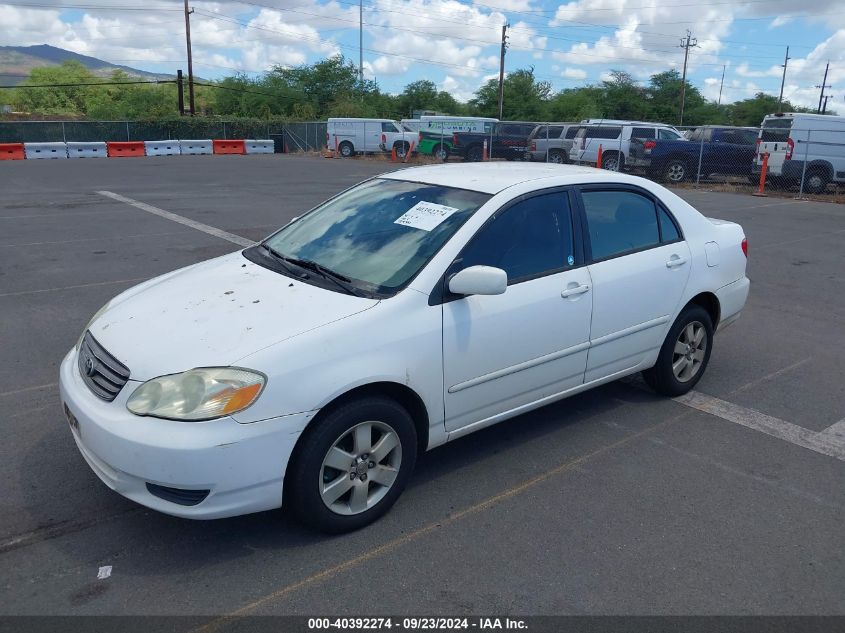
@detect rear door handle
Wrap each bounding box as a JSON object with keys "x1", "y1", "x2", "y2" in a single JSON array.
[
  {"x1": 561, "y1": 284, "x2": 590, "y2": 298},
  {"x1": 666, "y1": 256, "x2": 687, "y2": 268}
]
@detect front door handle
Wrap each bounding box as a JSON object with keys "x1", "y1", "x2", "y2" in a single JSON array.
[
  {"x1": 561, "y1": 283, "x2": 590, "y2": 298},
  {"x1": 666, "y1": 255, "x2": 688, "y2": 268}
]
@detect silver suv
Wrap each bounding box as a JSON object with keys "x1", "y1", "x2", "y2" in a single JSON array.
[
  {"x1": 570, "y1": 120, "x2": 685, "y2": 171},
  {"x1": 525, "y1": 123, "x2": 580, "y2": 163}
]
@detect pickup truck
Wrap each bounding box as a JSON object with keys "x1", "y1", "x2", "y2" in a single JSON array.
[
  {"x1": 642, "y1": 126, "x2": 759, "y2": 183},
  {"x1": 451, "y1": 122, "x2": 536, "y2": 161}
]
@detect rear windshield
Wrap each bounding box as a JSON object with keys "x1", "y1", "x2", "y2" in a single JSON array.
[{"x1": 761, "y1": 118, "x2": 792, "y2": 142}]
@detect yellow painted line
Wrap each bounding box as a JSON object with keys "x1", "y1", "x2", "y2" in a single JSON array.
[{"x1": 192, "y1": 414, "x2": 685, "y2": 633}]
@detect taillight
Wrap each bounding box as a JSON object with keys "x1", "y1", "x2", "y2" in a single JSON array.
[
  {"x1": 381, "y1": 133, "x2": 386, "y2": 144},
  {"x1": 453, "y1": 133, "x2": 459, "y2": 146},
  {"x1": 644, "y1": 140, "x2": 656, "y2": 152},
  {"x1": 741, "y1": 237, "x2": 748, "y2": 258},
  {"x1": 754, "y1": 137, "x2": 760, "y2": 159},
  {"x1": 419, "y1": 132, "x2": 422, "y2": 143},
  {"x1": 530, "y1": 141, "x2": 536, "y2": 151},
  {"x1": 785, "y1": 137, "x2": 794, "y2": 160}
]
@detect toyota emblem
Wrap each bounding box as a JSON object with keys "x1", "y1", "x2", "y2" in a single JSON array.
[{"x1": 83, "y1": 355, "x2": 96, "y2": 377}]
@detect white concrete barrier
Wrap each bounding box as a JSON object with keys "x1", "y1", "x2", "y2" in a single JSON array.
[
  {"x1": 179, "y1": 139, "x2": 213, "y2": 155},
  {"x1": 24, "y1": 142, "x2": 68, "y2": 159},
  {"x1": 66, "y1": 142, "x2": 107, "y2": 159},
  {"x1": 144, "y1": 140, "x2": 181, "y2": 156},
  {"x1": 245, "y1": 139, "x2": 275, "y2": 155}
]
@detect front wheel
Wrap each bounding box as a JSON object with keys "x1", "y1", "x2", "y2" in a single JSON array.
[
  {"x1": 287, "y1": 396, "x2": 417, "y2": 533},
  {"x1": 466, "y1": 145, "x2": 484, "y2": 162},
  {"x1": 548, "y1": 149, "x2": 566, "y2": 164},
  {"x1": 394, "y1": 142, "x2": 409, "y2": 160},
  {"x1": 804, "y1": 170, "x2": 830, "y2": 194},
  {"x1": 601, "y1": 153, "x2": 623, "y2": 171},
  {"x1": 642, "y1": 305, "x2": 713, "y2": 396}
]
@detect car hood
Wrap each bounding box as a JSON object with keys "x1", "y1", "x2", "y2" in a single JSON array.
[{"x1": 88, "y1": 251, "x2": 379, "y2": 381}]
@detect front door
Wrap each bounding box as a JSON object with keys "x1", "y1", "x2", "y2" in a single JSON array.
[{"x1": 442, "y1": 190, "x2": 593, "y2": 432}]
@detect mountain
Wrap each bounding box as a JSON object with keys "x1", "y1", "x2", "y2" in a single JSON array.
[{"x1": 0, "y1": 45, "x2": 174, "y2": 85}]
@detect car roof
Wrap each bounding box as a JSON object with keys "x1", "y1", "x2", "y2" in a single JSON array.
[{"x1": 379, "y1": 163, "x2": 633, "y2": 195}]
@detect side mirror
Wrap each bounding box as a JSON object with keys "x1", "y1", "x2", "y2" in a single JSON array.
[{"x1": 448, "y1": 265, "x2": 507, "y2": 296}]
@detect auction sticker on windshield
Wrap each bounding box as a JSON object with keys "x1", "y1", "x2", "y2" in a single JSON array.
[{"x1": 394, "y1": 201, "x2": 460, "y2": 231}]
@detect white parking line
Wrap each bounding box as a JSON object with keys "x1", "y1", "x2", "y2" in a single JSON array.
[
  {"x1": 96, "y1": 191, "x2": 254, "y2": 248},
  {"x1": 674, "y1": 391, "x2": 845, "y2": 462}
]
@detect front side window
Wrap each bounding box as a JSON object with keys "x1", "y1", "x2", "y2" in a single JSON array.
[
  {"x1": 261, "y1": 179, "x2": 490, "y2": 295},
  {"x1": 582, "y1": 190, "x2": 661, "y2": 260},
  {"x1": 456, "y1": 192, "x2": 574, "y2": 284}
]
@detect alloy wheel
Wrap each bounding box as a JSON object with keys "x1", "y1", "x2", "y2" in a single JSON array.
[{"x1": 672, "y1": 321, "x2": 707, "y2": 383}]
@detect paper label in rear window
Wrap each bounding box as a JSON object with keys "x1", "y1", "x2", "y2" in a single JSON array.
[{"x1": 394, "y1": 201, "x2": 460, "y2": 231}]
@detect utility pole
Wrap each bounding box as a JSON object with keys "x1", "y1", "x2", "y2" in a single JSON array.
[
  {"x1": 183, "y1": 0, "x2": 195, "y2": 115},
  {"x1": 821, "y1": 94, "x2": 832, "y2": 114},
  {"x1": 816, "y1": 61, "x2": 830, "y2": 114},
  {"x1": 678, "y1": 30, "x2": 698, "y2": 126},
  {"x1": 777, "y1": 46, "x2": 790, "y2": 112},
  {"x1": 177, "y1": 69, "x2": 185, "y2": 116},
  {"x1": 717, "y1": 64, "x2": 726, "y2": 106},
  {"x1": 359, "y1": 0, "x2": 363, "y2": 85},
  {"x1": 497, "y1": 24, "x2": 508, "y2": 120}
]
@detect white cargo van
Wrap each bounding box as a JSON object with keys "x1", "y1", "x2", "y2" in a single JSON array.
[
  {"x1": 327, "y1": 118, "x2": 416, "y2": 158},
  {"x1": 753, "y1": 113, "x2": 845, "y2": 193}
]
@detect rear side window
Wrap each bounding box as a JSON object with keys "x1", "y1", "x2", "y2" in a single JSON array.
[
  {"x1": 658, "y1": 128, "x2": 683, "y2": 140},
  {"x1": 658, "y1": 208, "x2": 681, "y2": 242},
  {"x1": 581, "y1": 190, "x2": 660, "y2": 260},
  {"x1": 578, "y1": 126, "x2": 621, "y2": 140},
  {"x1": 565, "y1": 127, "x2": 581, "y2": 139},
  {"x1": 631, "y1": 127, "x2": 655, "y2": 140},
  {"x1": 547, "y1": 126, "x2": 564, "y2": 138},
  {"x1": 457, "y1": 192, "x2": 574, "y2": 283}
]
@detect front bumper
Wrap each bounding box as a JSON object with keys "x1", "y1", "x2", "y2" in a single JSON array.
[{"x1": 59, "y1": 348, "x2": 314, "y2": 519}]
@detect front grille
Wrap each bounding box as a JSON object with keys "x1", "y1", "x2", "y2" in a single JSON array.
[
  {"x1": 77, "y1": 331, "x2": 130, "y2": 402},
  {"x1": 146, "y1": 483, "x2": 210, "y2": 506}
]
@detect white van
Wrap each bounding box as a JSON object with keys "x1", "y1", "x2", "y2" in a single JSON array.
[
  {"x1": 327, "y1": 118, "x2": 415, "y2": 158},
  {"x1": 753, "y1": 112, "x2": 845, "y2": 193},
  {"x1": 570, "y1": 120, "x2": 685, "y2": 171}
]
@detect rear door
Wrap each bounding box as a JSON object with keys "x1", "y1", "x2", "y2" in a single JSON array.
[
  {"x1": 757, "y1": 117, "x2": 793, "y2": 175},
  {"x1": 577, "y1": 187, "x2": 691, "y2": 382}
]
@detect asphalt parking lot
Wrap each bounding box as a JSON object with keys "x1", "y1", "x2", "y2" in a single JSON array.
[{"x1": 1, "y1": 155, "x2": 843, "y2": 623}]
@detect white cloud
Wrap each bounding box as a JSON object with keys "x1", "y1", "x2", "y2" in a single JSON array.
[{"x1": 561, "y1": 67, "x2": 587, "y2": 80}]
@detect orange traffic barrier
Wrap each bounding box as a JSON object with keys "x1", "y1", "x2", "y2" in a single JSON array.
[
  {"x1": 391, "y1": 145, "x2": 397, "y2": 162},
  {"x1": 752, "y1": 153, "x2": 769, "y2": 197},
  {"x1": 0, "y1": 143, "x2": 25, "y2": 160},
  {"x1": 213, "y1": 139, "x2": 246, "y2": 155},
  {"x1": 107, "y1": 141, "x2": 145, "y2": 157},
  {"x1": 596, "y1": 144, "x2": 603, "y2": 168}
]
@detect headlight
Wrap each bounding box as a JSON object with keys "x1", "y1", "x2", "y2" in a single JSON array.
[
  {"x1": 127, "y1": 368, "x2": 266, "y2": 421},
  {"x1": 76, "y1": 301, "x2": 112, "y2": 350}
]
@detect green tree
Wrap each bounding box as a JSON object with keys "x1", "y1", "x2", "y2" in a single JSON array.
[{"x1": 470, "y1": 68, "x2": 551, "y2": 120}]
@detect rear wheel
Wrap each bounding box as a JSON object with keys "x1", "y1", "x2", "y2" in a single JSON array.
[
  {"x1": 394, "y1": 142, "x2": 409, "y2": 160},
  {"x1": 601, "y1": 152, "x2": 623, "y2": 171},
  {"x1": 433, "y1": 144, "x2": 449, "y2": 161},
  {"x1": 804, "y1": 169, "x2": 830, "y2": 194},
  {"x1": 643, "y1": 305, "x2": 713, "y2": 397},
  {"x1": 287, "y1": 396, "x2": 417, "y2": 533},
  {"x1": 663, "y1": 159, "x2": 689, "y2": 183},
  {"x1": 339, "y1": 141, "x2": 354, "y2": 158},
  {"x1": 466, "y1": 145, "x2": 484, "y2": 162},
  {"x1": 548, "y1": 149, "x2": 566, "y2": 164}
]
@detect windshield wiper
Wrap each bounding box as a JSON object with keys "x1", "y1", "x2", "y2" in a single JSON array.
[
  {"x1": 261, "y1": 245, "x2": 364, "y2": 297},
  {"x1": 282, "y1": 256, "x2": 365, "y2": 297}
]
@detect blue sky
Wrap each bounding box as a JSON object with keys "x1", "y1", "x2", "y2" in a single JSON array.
[{"x1": 2, "y1": 0, "x2": 844, "y2": 108}]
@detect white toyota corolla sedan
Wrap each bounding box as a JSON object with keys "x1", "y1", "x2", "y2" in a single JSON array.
[{"x1": 60, "y1": 163, "x2": 749, "y2": 533}]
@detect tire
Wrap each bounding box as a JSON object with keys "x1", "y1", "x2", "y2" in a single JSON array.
[
  {"x1": 433, "y1": 144, "x2": 449, "y2": 162},
  {"x1": 287, "y1": 396, "x2": 417, "y2": 534},
  {"x1": 601, "y1": 152, "x2": 623, "y2": 171},
  {"x1": 466, "y1": 145, "x2": 484, "y2": 162},
  {"x1": 642, "y1": 305, "x2": 714, "y2": 397},
  {"x1": 394, "y1": 142, "x2": 409, "y2": 160},
  {"x1": 548, "y1": 149, "x2": 566, "y2": 164},
  {"x1": 663, "y1": 159, "x2": 689, "y2": 183},
  {"x1": 339, "y1": 141, "x2": 354, "y2": 158},
  {"x1": 804, "y1": 170, "x2": 830, "y2": 195}
]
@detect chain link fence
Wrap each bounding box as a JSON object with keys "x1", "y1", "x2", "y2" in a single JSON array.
[{"x1": 0, "y1": 120, "x2": 328, "y2": 152}]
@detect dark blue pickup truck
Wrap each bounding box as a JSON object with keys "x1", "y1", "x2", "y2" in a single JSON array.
[{"x1": 641, "y1": 126, "x2": 759, "y2": 183}]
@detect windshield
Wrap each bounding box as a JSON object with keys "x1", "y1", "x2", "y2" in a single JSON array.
[{"x1": 261, "y1": 179, "x2": 491, "y2": 295}]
